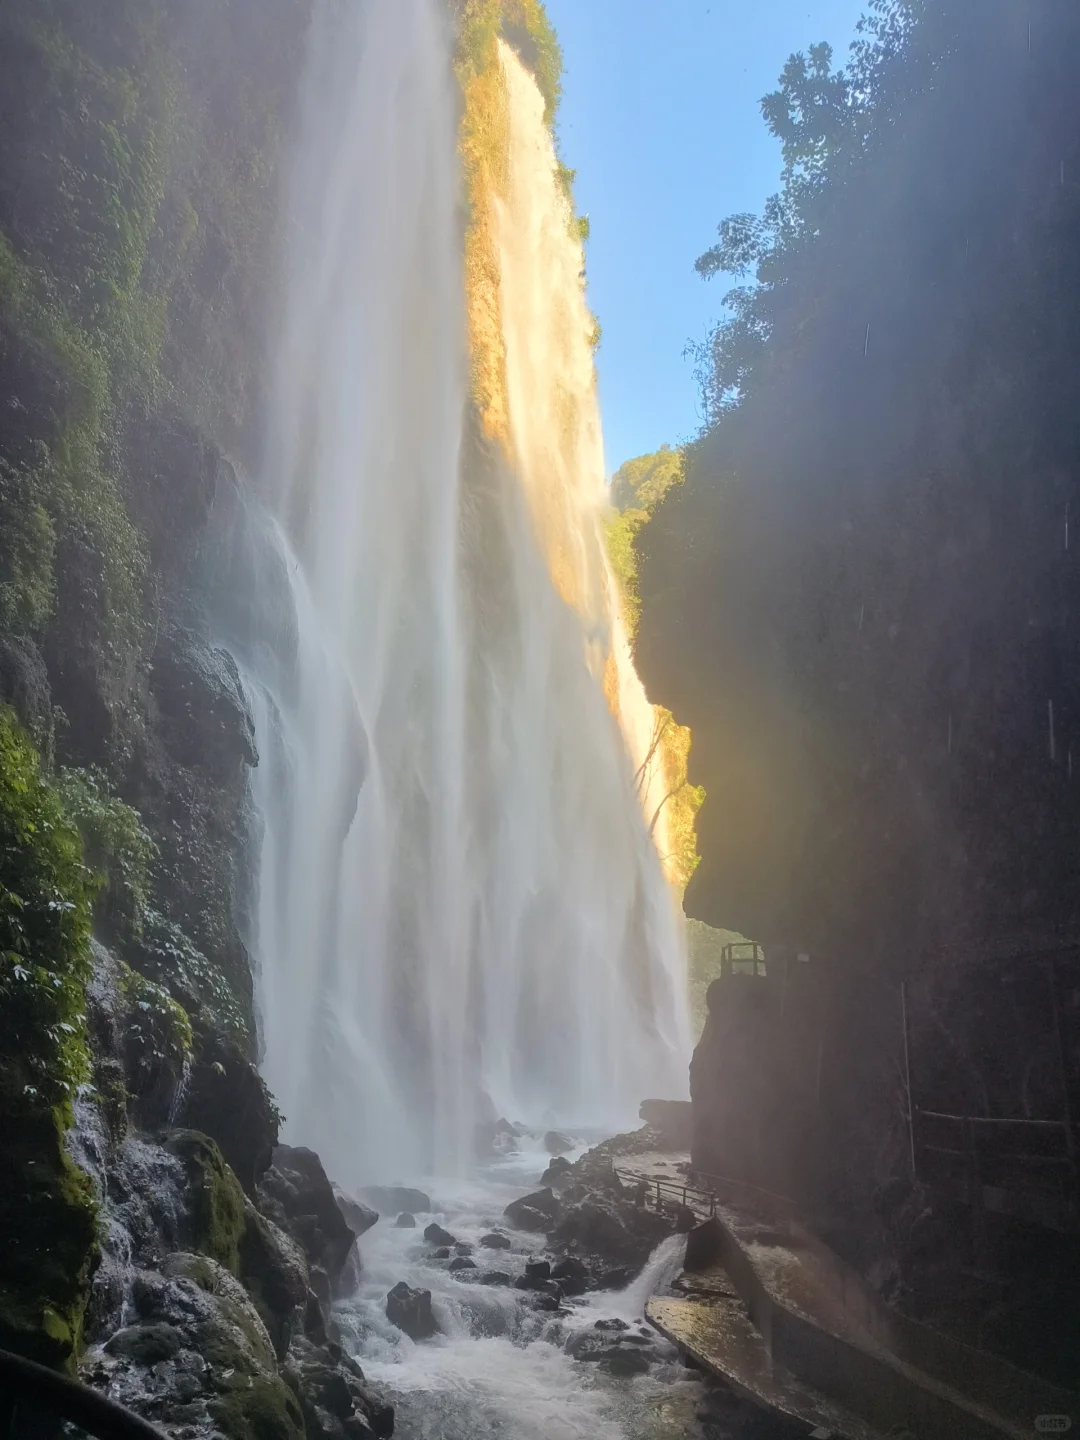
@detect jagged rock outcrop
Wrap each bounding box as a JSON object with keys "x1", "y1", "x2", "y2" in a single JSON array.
[
  {"x1": 75, "y1": 1110, "x2": 392, "y2": 1438},
  {"x1": 258, "y1": 1147, "x2": 361, "y2": 1299},
  {"x1": 385, "y1": 1283, "x2": 438, "y2": 1343}
]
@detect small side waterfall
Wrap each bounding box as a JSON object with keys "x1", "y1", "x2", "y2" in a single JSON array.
[{"x1": 234, "y1": 0, "x2": 690, "y2": 1186}]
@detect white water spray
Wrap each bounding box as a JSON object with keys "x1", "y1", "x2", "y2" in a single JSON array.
[{"x1": 238, "y1": 0, "x2": 689, "y2": 1185}]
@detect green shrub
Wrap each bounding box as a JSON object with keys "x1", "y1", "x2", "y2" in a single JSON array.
[
  {"x1": 119, "y1": 962, "x2": 193, "y2": 1094},
  {"x1": 133, "y1": 908, "x2": 250, "y2": 1047},
  {"x1": 0, "y1": 709, "x2": 96, "y2": 1110},
  {"x1": 0, "y1": 457, "x2": 57, "y2": 634},
  {"x1": 0, "y1": 232, "x2": 149, "y2": 650},
  {"x1": 0, "y1": 708, "x2": 98, "y2": 1367},
  {"x1": 52, "y1": 766, "x2": 155, "y2": 941}
]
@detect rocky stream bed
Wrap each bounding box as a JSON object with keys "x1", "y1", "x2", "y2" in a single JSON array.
[{"x1": 62, "y1": 1108, "x2": 800, "y2": 1440}]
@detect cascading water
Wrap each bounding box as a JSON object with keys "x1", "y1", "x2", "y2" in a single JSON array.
[{"x1": 233, "y1": 0, "x2": 690, "y2": 1188}]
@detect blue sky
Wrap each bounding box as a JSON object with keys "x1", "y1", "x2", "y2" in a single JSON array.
[{"x1": 542, "y1": 0, "x2": 868, "y2": 473}]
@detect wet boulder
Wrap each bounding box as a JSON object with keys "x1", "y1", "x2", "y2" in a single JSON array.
[
  {"x1": 479, "y1": 1232, "x2": 512, "y2": 1250},
  {"x1": 602, "y1": 1348, "x2": 652, "y2": 1378},
  {"x1": 334, "y1": 1189, "x2": 379, "y2": 1238},
  {"x1": 544, "y1": 1130, "x2": 574, "y2": 1155},
  {"x1": 96, "y1": 1253, "x2": 306, "y2": 1440},
  {"x1": 551, "y1": 1256, "x2": 589, "y2": 1296},
  {"x1": 475, "y1": 1272, "x2": 512, "y2": 1287},
  {"x1": 638, "y1": 1100, "x2": 692, "y2": 1149},
  {"x1": 524, "y1": 1259, "x2": 551, "y2": 1282},
  {"x1": 423, "y1": 1222, "x2": 456, "y2": 1247},
  {"x1": 288, "y1": 1334, "x2": 395, "y2": 1440},
  {"x1": 566, "y1": 1329, "x2": 658, "y2": 1370},
  {"x1": 258, "y1": 1146, "x2": 359, "y2": 1291},
  {"x1": 238, "y1": 1205, "x2": 311, "y2": 1360},
  {"x1": 598, "y1": 1266, "x2": 634, "y2": 1289},
  {"x1": 514, "y1": 1275, "x2": 561, "y2": 1300},
  {"x1": 541, "y1": 1156, "x2": 573, "y2": 1188},
  {"x1": 448, "y1": 1257, "x2": 476, "y2": 1273},
  {"x1": 551, "y1": 1194, "x2": 672, "y2": 1270},
  {"x1": 503, "y1": 1187, "x2": 560, "y2": 1232},
  {"x1": 181, "y1": 1043, "x2": 280, "y2": 1195},
  {"x1": 385, "y1": 1282, "x2": 438, "y2": 1341},
  {"x1": 394, "y1": 1213, "x2": 416, "y2": 1229},
  {"x1": 104, "y1": 1323, "x2": 184, "y2": 1364}
]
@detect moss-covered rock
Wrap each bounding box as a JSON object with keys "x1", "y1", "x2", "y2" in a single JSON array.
[
  {"x1": 210, "y1": 1374, "x2": 307, "y2": 1440},
  {"x1": 101, "y1": 1251, "x2": 306, "y2": 1440},
  {"x1": 167, "y1": 1130, "x2": 247, "y2": 1276},
  {"x1": 238, "y1": 1209, "x2": 309, "y2": 1363},
  {"x1": 181, "y1": 1041, "x2": 281, "y2": 1194},
  {"x1": 160, "y1": 1252, "x2": 305, "y2": 1440},
  {"x1": 0, "y1": 1104, "x2": 98, "y2": 1368}
]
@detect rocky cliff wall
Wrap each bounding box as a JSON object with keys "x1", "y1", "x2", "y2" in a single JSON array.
[{"x1": 0, "y1": 0, "x2": 376, "y2": 1410}]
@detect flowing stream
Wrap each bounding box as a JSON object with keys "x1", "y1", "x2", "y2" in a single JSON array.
[
  {"x1": 232, "y1": 0, "x2": 690, "y2": 1188},
  {"x1": 334, "y1": 1140, "x2": 704, "y2": 1440}
]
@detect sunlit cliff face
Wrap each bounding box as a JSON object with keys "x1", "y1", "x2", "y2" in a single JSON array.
[{"x1": 463, "y1": 37, "x2": 686, "y2": 886}]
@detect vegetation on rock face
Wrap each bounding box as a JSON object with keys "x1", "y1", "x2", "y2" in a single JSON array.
[
  {"x1": 0, "y1": 708, "x2": 98, "y2": 1366},
  {"x1": 605, "y1": 447, "x2": 685, "y2": 643},
  {"x1": 636, "y1": 0, "x2": 1080, "y2": 971},
  {"x1": 0, "y1": 0, "x2": 314, "y2": 1369},
  {"x1": 118, "y1": 962, "x2": 193, "y2": 1106},
  {"x1": 167, "y1": 1131, "x2": 249, "y2": 1277},
  {"x1": 0, "y1": 710, "x2": 96, "y2": 1109},
  {"x1": 53, "y1": 765, "x2": 156, "y2": 942},
  {"x1": 455, "y1": 0, "x2": 596, "y2": 440},
  {"x1": 0, "y1": 0, "x2": 312, "y2": 717},
  {"x1": 602, "y1": 450, "x2": 703, "y2": 893},
  {"x1": 132, "y1": 908, "x2": 250, "y2": 1048},
  {"x1": 456, "y1": 0, "x2": 563, "y2": 124}
]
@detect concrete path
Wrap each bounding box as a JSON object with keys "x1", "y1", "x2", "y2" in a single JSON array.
[{"x1": 646, "y1": 1207, "x2": 1079, "y2": 1440}]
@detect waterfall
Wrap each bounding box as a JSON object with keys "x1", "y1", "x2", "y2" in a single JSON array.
[{"x1": 236, "y1": 0, "x2": 691, "y2": 1186}]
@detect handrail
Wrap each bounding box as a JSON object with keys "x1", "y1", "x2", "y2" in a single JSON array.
[
  {"x1": 691, "y1": 1167, "x2": 798, "y2": 1213},
  {"x1": 613, "y1": 1164, "x2": 798, "y2": 1217},
  {"x1": 0, "y1": 1348, "x2": 169, "y2": 1440},
  {"x1": 918, "y1": 1110, "x2": 1070, "y2": 1131},
  {"x1": 614, "y1": 1166, "x2": 717, "y2": 1215}
]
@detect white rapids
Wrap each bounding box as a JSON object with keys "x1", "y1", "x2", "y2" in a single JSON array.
[{"x1": 334, "y1": 1142, "x2": 702, "y2": 1440}]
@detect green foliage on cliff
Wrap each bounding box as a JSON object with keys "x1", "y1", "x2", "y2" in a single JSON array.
[
  {"x1": 637, "y1": 0, "x2": 1080, "y2": 961},
  {"x1": 0, "y1": 231, "x2": 148, "y2": 649},
  {"x1": 0, "y1": 0, "x2": 310, "y2": 649},
  {"x1": 456, "y1": 0, "x2": 563, "y2": 124},
  {"x1": 0, "y1": 710, "x2": 96, "y2": 1109},
  {"x1": 133, "y1": 908, "x2": 250, "y2": 1049},
  {"x1": 53, "y1": 766, "x2": 156, "y2": 942},
  {"x1": 605, "y1": 447, "x2": 684, "y2": 643},
  {"x1": 0, "y1": 708, "x2": 99, "y2": 1366},
  {"x1": 612, "y1": 447, "x2": 685, "y2": 514},
  {"x1": 119, "y1": 962, "x2": 193, "y2": 1092}
]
